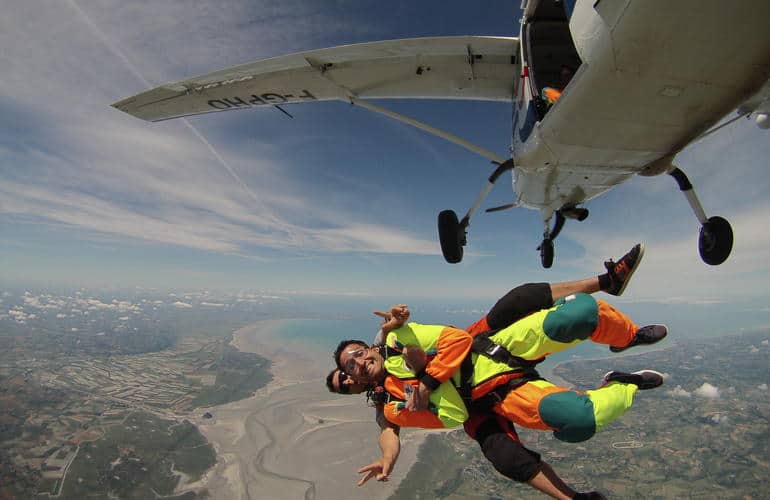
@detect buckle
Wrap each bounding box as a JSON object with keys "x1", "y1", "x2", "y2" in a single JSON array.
[{"x1": 488, "y1": 388, "x2": 504, "y2": 404}]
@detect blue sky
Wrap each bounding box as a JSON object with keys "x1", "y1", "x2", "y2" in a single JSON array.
[{"x1": 2, "y1": 0, "x2": 770, "y2": 333}]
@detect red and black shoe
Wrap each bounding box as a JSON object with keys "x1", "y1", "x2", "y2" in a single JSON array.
[{"x1": 604, "y1": 243, "x2": 645, "y2": 296}]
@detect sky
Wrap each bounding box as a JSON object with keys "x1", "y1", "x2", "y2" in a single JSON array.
[{"x1": 1, "y1": 0, "x2": 770, "y2": 333}]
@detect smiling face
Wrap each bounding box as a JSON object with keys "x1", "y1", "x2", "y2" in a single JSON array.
[{"x1": 337, "y1": 343, "x2": 385, "y2": 385}]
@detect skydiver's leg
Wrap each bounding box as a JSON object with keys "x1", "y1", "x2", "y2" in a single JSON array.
[
  {"x1": 463, "y1": 414, "x2": 578, "y2": 499},
  {"x1": 469, "y1": 244, "x2": 645, "y2": 334},
  {"x1": 588, "y1": 300, "x2": 637, "y2": 347},
  {"x1": 495, "y1": 378, "x2": 642, "y2": 443},
  {"x1": 529, "y1": 464, "x2": 578, "y2": 500},
  {"x1": 550, "y1": 277, "x2": 601, "y2": 301}
]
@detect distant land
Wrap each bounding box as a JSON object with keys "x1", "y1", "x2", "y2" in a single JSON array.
[
  {"x1": 392, "y1": 330, "x2": 770, "y2": 499},
  {"x1": 0, "y1": 288, "x2": 277, "y2": 499},
  {"x1": 3, "y1": 286, "x2": 769, "y2": 499}
]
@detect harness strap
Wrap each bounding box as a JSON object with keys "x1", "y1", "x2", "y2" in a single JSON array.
[
  {"x1": 471, "y1": 333, "x2": 543, "y2": 371},
  {"x1": 366, "y1": 385, "x2": 393, "y2": 406},
  {"x1": 469, "y1": 374, "x2": 540, "y2": 413},
  {"x1": 459, "y1": 354, "x2": 474, "y2": 404},
  {"x1": 458, "y1": 329, "x2": 544, "y2": 406},
  {"x1": 378, "y1": 344, "x2": 402, "y2": 359}
]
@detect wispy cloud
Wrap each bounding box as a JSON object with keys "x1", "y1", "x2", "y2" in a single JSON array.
[{"x1": 0, "y1": 0, "x2": 438, "y2": 260}]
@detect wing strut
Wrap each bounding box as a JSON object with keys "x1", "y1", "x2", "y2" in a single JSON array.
[
  {"x1": 349, "y1": 97, "x2": 507, "y2": 163},
  {"x1": 304, "y1": 57, "x2": 506, "y2": 164}
]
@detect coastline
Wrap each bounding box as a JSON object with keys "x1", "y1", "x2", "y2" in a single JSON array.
[
  {"x1": 181, "y1": 319, "x2": 428, "y2": 500},
  {"x1": 542, "y1": 342, "x2": 677, "y2": 388}
]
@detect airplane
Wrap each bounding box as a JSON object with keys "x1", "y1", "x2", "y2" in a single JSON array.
[{"x1": 112, "y1": 0, "x2": 770, "y2": 268}]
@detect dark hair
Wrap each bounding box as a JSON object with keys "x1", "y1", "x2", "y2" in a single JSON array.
[
  {"x1": 333, "y1": 339, "x2": 368, "y2": 369},
  {"x1": 326, "y1": 368, "x2": 339, "y2": 393}
]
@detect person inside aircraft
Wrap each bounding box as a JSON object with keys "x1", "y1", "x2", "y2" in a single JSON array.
[{"x1": 541, "y1": 64, "x2": 575, "y2": 105}]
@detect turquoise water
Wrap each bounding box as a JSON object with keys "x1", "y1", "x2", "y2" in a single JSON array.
[{"x1": 274, "y1": 318, "x2": 378, "y2": 351}]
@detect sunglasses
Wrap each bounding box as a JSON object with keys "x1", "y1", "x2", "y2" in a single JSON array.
[
  {"x1": 337, "y1": 371, "x2": 351, "y2": 394},
  {"x1": 343, "y1": 348, "x2": 367, "y2": 375}
]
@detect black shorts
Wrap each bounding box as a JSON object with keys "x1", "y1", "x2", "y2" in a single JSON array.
[
  {"x1": 486, "y1": 283, "x2": 552, "y2": 330},
  {"x1": 464, "y1": 413, "x2": 542, "y2": 483}
]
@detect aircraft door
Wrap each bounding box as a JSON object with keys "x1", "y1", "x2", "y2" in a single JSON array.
[{"x1": 522, "y1": 0, "x2": 582, "y2": 122}]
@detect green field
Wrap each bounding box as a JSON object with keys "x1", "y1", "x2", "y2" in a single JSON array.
[{"x1": 59, "y1": 412, "x2": 214, "y2": 500}]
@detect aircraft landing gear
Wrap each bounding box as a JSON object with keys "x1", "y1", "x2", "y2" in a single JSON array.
[
  {"x1": 438, "y1": 160, "x2": 515, "y2": 264},
  {"x1": 699, "y1": 215, "x2": 733, "y2": 265},
  {"x1": 438, "y1": 209, "x2": 466, "y2": 264},
  {"x1": 669, "y1": 167, "x2": 733, "y2": 265},
  {"x1": 539, "y1": 238, "x2": 554, "y2": 268},
  {"x1": 537, "y1": 211, "x2": 565, "y2": 269}
]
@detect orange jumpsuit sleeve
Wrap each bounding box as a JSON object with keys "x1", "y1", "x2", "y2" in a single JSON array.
[{"x1": 420, "y1": 326, "x2": 472, "y2": 390}]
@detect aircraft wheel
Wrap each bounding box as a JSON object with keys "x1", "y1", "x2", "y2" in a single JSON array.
[
  {"x1": 698, "y1": 216, "x2": 733, "y2": 265},
  {"x1": 539, "y1": 238, "x2": 554, "y2": 269},
  {"x1": 438, "y1": 210, "x2": 464, "y2": 264}
]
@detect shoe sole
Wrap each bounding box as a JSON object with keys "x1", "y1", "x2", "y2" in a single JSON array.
[
  {"x1": 609, "y1": 323, "x2": 668, "y2": 353},
  {"x1": 602, "y1": 369, "x2": 664, "y2": 389},
  {"x1": 632, "y1": 369, "x2": 665, "y2": 389},
  {"x1": 613, "y1": 243, "x2": 645, "y2": 297}
]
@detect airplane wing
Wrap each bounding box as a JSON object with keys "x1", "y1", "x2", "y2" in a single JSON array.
[{"x1": 112, "y1": 36, "x2": 519, "y2": 122}]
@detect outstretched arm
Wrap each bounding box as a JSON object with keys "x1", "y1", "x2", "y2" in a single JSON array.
[{"x1": 358, "y1": 407, "x2": 401, "y2": 486}]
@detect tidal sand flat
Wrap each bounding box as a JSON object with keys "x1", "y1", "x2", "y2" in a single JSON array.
[{"x1": 190, "y1": 320, "x2": 427, "y2": 500}]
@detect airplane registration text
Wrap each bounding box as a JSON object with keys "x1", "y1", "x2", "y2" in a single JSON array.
[{"x1": 208, "y1": 90, "x2": 317, "y2": 110}]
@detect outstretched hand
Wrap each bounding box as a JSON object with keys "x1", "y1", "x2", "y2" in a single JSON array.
[
  {"x1": 373, "y1": 304, "x2": 410, "y2": 333},
  {"x1": 357, "y1": 460, "x2": 391, "y2": 486}
]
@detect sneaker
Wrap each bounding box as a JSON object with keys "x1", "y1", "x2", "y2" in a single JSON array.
[
  {"x1": 602, "y1": 370, "x2": 664, "y2": 390},
  {"x1": 610, "y1": 324, "x2": 667, "y2": 353},
  {"x1": 604, "y1": 243, "x2": 645, "y2": 296}
]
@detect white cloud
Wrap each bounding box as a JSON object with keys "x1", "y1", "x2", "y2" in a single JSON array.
[
  {"x1": 759, "y1": 383, "x2": 768, "y2": 391},
  {"x1": 8, "y1": 310, "x2": 29, "y2": 322},
  {"x1": 710, "y1": 413, "x2": 728, "y2": 425},
  {"x1": 694, "y1": 383, "x2": 720, "y2": 399},
  {"x1": 666, "y1": 385, "x2": 691, "y2": 398}
]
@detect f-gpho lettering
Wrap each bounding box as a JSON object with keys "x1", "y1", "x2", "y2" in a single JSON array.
[{"x1": 208, "y1": 90, "x2": 316, "y2": 110}]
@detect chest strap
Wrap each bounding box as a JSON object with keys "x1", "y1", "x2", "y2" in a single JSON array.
[{"x1": 472, "y1": 330, "x2": 544, "y2": 371}]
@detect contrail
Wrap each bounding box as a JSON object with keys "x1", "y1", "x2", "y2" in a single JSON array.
[{"x1": 65, "y1": 0, "x2": 297, "y2": 239}]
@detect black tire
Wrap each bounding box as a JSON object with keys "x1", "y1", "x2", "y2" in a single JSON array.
[
  {"x1": 699, "y1": 216, "x2": 733, "y2": 265},
  {"x1": 438, "y1": 210, "x2": 464, "y2": 264},
  {"x1": 539, "y1": 238, "x2": 554, "y2": 269}
]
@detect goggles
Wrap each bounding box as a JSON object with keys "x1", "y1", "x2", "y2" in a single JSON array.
[{"x1": 343, "y1": 348, "x2": 367, "y2": 375}]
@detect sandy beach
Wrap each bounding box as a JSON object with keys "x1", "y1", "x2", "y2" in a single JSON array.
[{"x1": 183, "y1": 320, "x2": 428, "y2": 500}]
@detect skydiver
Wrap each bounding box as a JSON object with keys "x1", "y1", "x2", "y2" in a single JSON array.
[{"x1": 326, "y1": 245, "x2": 665, "y2": 499}]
